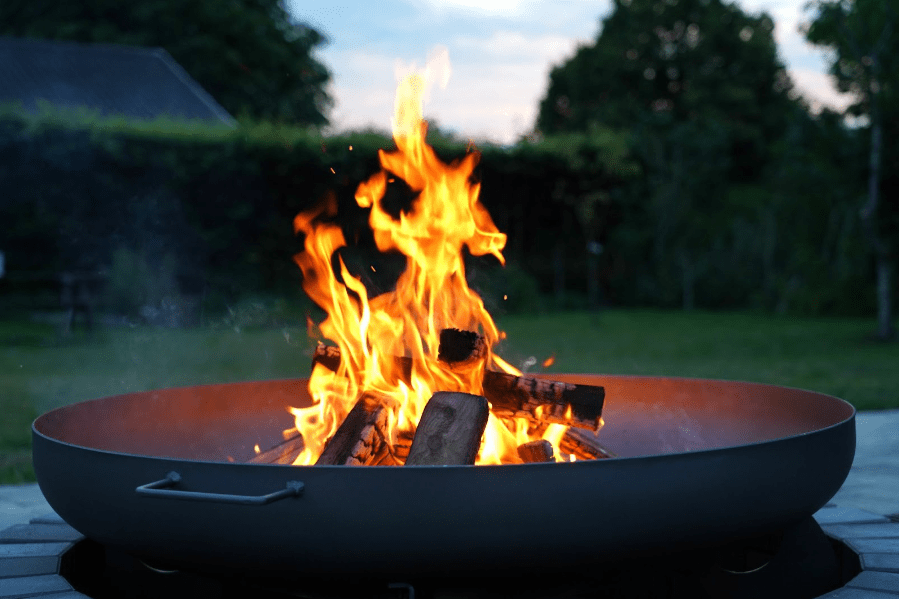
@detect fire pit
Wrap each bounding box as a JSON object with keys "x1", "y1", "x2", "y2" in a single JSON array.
[{"x1": 32, "y1": 376, "x2": 854, "y2": 581}]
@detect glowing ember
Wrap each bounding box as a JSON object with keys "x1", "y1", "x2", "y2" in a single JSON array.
[{"x1": 289, "y1": 51, "x2": 574, "y2": 465}]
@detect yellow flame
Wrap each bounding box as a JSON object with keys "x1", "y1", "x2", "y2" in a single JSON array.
[{"x1": 290, "y1": 52, "x2": 565, "y2": 465}]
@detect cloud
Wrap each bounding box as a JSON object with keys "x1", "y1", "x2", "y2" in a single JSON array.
[
  {"x1": 790, "y1": 68, "x2": 856, "y2": 113},
  {"x1": 410, "y1": 0, "x2": 535, "y2": 17},
  {"x1": 454, "y1": 30, "x2": 584, "y2": 63}
]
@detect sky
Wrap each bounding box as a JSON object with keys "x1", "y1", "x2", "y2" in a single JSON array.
[{"x1": 286, "y1": 0, "x2": 852, "y2": 145}]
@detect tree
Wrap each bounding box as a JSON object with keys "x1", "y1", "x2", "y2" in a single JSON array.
[
  {"x1": 537, "y1": 0, "x2": 795, "y2": 181},
  {"x1": 631, "y1": 117, "x2": 731, "y2": 309},
  {"x1": 0, "y1": 0, "x2": 332, "y2": 125},
  {"x1": 805, "y1": 0, "x2": 898, "y2": 340},
  {"x1": 536, "y1": 0, "x2": 799, "y2": 309},
  {"x1": 762, "y1": 107, "x2": 869, "y2": 315}
]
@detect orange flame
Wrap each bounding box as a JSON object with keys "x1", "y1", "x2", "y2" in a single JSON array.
[{"x1": 290, "y1": 53, "x2": 565, "y2": 465}]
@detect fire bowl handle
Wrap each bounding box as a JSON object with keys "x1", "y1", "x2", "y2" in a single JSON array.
[{"x1": 136, "y1": 471, "x2": 304, "y2": 505}]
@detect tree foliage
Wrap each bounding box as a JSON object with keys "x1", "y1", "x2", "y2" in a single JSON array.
[
  {"x1": 805, "y1": 0, "x2": 898, "y2": 339},
  {"x1": 0, "y1": 0, "x2": 332, "y2": 125},
  {"x1": 804, "y1": 0, "x2": 897, "y2": 117},
  {"x1": 537, "y1": 0, "x2": 795, "y2": 180},
  {"x1": 535, "y1": 0, "x2": 802, "y2": 308}
]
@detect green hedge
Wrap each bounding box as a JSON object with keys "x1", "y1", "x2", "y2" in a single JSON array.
[
  {"x1": 0, "y1": 106, "x2": 877, "y2": 320},
  {"x1": 0, "y1": 108, "x2": 636, "y2": 320}
]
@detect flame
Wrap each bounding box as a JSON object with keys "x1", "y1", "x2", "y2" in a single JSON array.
[
  {"x1": 290, "y1": 52, "x2": 565, "y2": 465},
  {"x1": 542, "y1": 354, "x2": 555, "y2": 369}
]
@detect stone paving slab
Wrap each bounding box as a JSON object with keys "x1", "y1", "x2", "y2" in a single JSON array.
[
  {"x1": 0, "y1": 543, "x2": 70, "y2": 577},
  {"x1": 824, "y1": 524, "x2": 899, "y2": 539},
  {"x1": 0, "y1": 573, "x2": 73, "y2": 597},
  {"x1": 27, "y1": 516, "x2": 65, "y2": 526},
  {"x1": 0, "y1": 485, "x2": 58, "y2": 535},
  {"x1": 846, "y1": 571, "x2": 899, "y2": 594},
  {"x1": 0, "y1": 524, "x2": 82, "y2": 544},
  {"x1": 849, "y1": 540, "x2": 899, "y2": 554},
  {"x1": 831, "y1": 409, "x2": 899, "y2": 518},
  {"x1": 817, "y1": 589, "x2": 899, "y2": 598},
  {"x1": 862, "y1": 554, "x2": 899, "y2": 574},
  {"x1": 817, "y1": 507, "x2": 891, "y2": 526}
]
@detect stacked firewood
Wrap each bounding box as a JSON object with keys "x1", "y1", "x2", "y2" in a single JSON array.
[{"x1": 248, "y1": 329, "x2": 615, "y2": 466}]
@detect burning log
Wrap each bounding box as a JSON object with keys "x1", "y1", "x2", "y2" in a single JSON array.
[
  {"x1": 438, "y1": 327, "x2": 487, "y2": 371},
  {"x1": 405, "y1": 392, "x2": 489, "y2": 466},
  {"x1": 560, "y1": 428, "x2": 617, "y2": 460},
  {"x1": 436, "y1": 328, "x2": 604, "y2": 430},
  {"x1": 312, "y1": 341, "x2": 605, "y2": 431},
  {"x1": 316, "y1": 393, "x2": 392, "y2": 466},
  {"x1": 247, "y1": 432, "x2": 305, "y2": 465},
  {"x1": 484, "y1": 373, "x2": 604, "y2": 431},
  {"x1": 312, "y1": 343, "x2": 413, "y2": 383},
  {"x1": 517, "y1": 439, "x2": 554, "y2": 463},
  {"x1": 310, "y1": 343, "x2": 341, "y2": 372},
  {"x1": 392, "y1": 430, "x2": 414, "y2": 461}
]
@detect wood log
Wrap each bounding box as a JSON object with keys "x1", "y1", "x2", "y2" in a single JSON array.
[
  {"x1": 560, "y1": 428, "x2": 617, "y2": 460},
  {"x1": 315, "y1": 393, "x2": 391, "y2": 466},
  {"x1": 371, "y1": 447, "x2": 400, "y2": 466},
  {"x1": 247, "y1": 432, "x2": 305, "y2": 465},
  {"x1": 405, "y1": 392, "x2": 489, "y2": 466},
  {"x1": 517, "y1": 439, "x2": 554, "y2": 463},
  {"x1": 311, "y1": 342, "x2": 341, "y2": 372},
  {"x1": 392, "y1": 430, "x2": 415, "y2": 461},
  {"x1": 438, "y1": 327, "x2": 487, "y2": 370},
  {"x1": 311, "y1": 342, "x2": 605, "y2": 431},
  {"x1": 312, "y1": 343, "x2": 412, "y2": 382},
  {"x1": 484, "y1": 372, "x2": 604, "y2": 431},
  {"x1": 436, "y1": 329, "x2": 604, "y2": 430}
]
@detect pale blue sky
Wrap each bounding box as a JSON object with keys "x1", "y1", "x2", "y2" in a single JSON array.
[{"x1": 288, "y1": 0, "x2": 848, "y2": 143}]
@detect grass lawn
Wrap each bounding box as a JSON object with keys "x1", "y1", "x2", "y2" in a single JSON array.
[{"x1": 2, "y1": 309, "x2": 897, "y2": 483}]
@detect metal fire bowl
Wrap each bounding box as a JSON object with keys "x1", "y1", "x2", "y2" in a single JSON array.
[{"x1": 32, "y1": 375, "x2": 855, "y2": 577}]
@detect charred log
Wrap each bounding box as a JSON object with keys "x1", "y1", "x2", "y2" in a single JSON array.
[
  {"x1": 484, "y1": 372, "x2": 604, "y2": 431},
  {"x1": 392, "y1": 430, "x2": 414, "y2": 461},
  {"x1": 405, "y1": 392, "x2": 489, "y2": 466},
  {"x1": 316, "y1": 393, "x2": 391, "y2": 466},
  {"x1": 436, "y1": 328, "x2": 604, "y2": 430},
  {"x1": 517, "y1": 439, "x2": 554, "y2": 463},
  {"x1": 560, "y1": 428, "x2": 617, "y2": 460},
  {"x1": 371, "y1": 448, "x2": 401, "y2": 466},
  {"x1": 438, "y1": 328, "x2": 487, "y2": 370},
  {"x1": 311, "y1": 342, "x2": 605, "y2": 431},
  {"x1": 247, "y1": 432, "x2": 305, "y2": 465},
  {"x1": 312, "y1": 343, "x2": 412, "y2": 382},
  {"x1": 311, "y1": 342, "x2": 341, "y2": 372}
]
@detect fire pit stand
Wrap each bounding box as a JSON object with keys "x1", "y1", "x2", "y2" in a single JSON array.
[{"x1": 2, "y1": 505, "x2": 898, "y2": 598}]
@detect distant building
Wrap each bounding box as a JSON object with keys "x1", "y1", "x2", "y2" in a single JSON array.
[{"x1": 0, "y1": 36, "x2": 235, "y2": 126}]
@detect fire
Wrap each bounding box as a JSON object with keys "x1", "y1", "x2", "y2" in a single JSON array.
[{"x1": 290, "y1": 52, "x2": 564, "y2": 465}]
